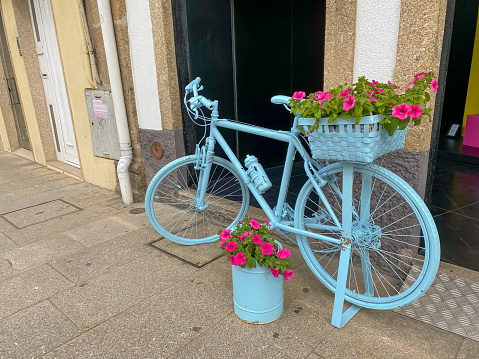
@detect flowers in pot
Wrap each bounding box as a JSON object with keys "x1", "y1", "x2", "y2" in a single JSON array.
[
  {"x1": 289, "y1": 72, "x2": 438, "y2": 136},
  {"x1": 218, "y1": 216, "x2": 294, "y2": 280}
]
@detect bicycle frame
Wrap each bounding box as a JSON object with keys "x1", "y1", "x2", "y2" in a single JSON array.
[{"x1": 195, "y1": 109, "x2": 343, "y2": 246}]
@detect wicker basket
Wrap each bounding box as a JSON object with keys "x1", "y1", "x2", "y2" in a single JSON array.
[{"x1": 297, "y1": 115, "x2": 407, "y2": 163}]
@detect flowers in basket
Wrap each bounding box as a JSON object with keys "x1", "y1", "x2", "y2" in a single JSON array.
[
  {"x1": 289, "y1": 72, "x2": 438, "y2": 136},
  {"x1": 218, "y1": 216, "x2": 294, "y2": 280}
]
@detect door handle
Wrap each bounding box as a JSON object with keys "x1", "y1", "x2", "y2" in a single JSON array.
[{"x1": 41, "y1": 73, "x2": 48, "y2": 78}]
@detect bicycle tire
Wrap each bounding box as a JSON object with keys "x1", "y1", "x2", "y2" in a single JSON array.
[
  {"x1": 295, "y1": 161, "x2": 440, "y2": 310},
  {"x1": 145, "y1": 155, "x2": 250, "y2": 245}
]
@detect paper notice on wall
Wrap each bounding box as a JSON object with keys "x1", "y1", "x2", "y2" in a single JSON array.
[{"x1": 93, "y1": 99, "x2": 108, "y2": 118}]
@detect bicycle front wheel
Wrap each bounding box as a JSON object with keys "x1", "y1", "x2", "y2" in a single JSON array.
[
  {"x1": 145, "y1": 155, "x2": 249, "y2": 245},
  {"x1": 295, "y1": 161, "x2": 440, "y2": 310}
]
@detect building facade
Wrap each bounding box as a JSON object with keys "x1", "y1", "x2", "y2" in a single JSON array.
[{"x1": 0, "y1": 0, "x2": 450, "y2": 203}]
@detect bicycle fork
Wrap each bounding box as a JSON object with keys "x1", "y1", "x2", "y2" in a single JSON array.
[{"x1": 194, "y1": 137, "x2": 216, "y2": 210}]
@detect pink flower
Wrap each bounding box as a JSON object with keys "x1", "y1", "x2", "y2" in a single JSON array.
[
  {"x1": 260, "y1": 242, "x2": 274, "y2": 255},
  {"x1": 343, "y1": 95, "x2": 356, "y2": 111},
  {"x1": 262, "y1": 219, "x2": 270, "y2": 226},
  {"x1": 234, "y1": 252, "x2": 247, "y2": 266},
  {"x1": 408, "y1": 104, "x2": 423, "y2": 119},
  {"x1": 225, "y1": 241, "x2": 238, "y2": 252},
  {"x1": 230, "y1": 254, "x2": 236, "y2": 265},
  {"x1": 270, "y1": 267, "x2": 279, "y2": 278},
  {"x1": 367, "y1": 95, "x2": 377, "y2": 102},
  {"x1": 413, "y1": 72, "x2": 426, "y2": 82},
  {"x1": 237, "y1": 234, "x2": 247, "y2": 242},
  {"x1": 371, "y1": 80, "x2": 379, "y2": 84},
  {"x1": 405, "y1": 82, "x2": 415, "y2": 90},
  {"x1": 249, "y1": 230, "x2": 254, "y2": 236},
  {"x1": 220, "y1": 238, "x2": 226, "y2": 246},
  {"x1": 392, "y1": 103, "x2": 410, "y2": 120},
  {"x1": 292, "y1": 91, "x2": 306, "y2": 100},
  {"x1": 314, "y1": 91, "x2": 333, "y2": 103},
  {"x1": 249, "y1": 218, "x2": 260, "y2": 229},
  {"x1": 431, "y1": 78, "x2": 438, "y2": 93},
  {"x1": 339, "y1": 89, "x2": 350, "y2": 97},
  {"x1": 276, "y1": 248, "x2": 291, "y2": 259},
  {"x1": 252, "y1": 234, "x2": 262, "y2": 245},
  {"x1": 220, "y1": 229, "x2": 232, "y2": 241},
  {"x1": 283, "y1": 269, "x2": 295, "y2": 280}
]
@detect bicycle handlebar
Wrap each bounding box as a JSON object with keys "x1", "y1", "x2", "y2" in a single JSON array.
[
  {"x1": 185, "y1": 77, "x2": 215, "y2": 112},
  {"x1": 270, "y1": 95, "x2": 291, "y2": 105},
  {"x1": 186, "y1": 78, "x2": 291, "y2": 116}
]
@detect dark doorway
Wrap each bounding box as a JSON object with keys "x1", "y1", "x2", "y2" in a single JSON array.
[
  {"x1": 428, "y1": 0, "x2": 479, "y2": 272},
  {"x1": 172, "y1": 0, "x2": 326, "y2": 168}
]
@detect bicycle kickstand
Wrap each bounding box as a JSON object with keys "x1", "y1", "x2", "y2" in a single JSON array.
[{"x1": 331, "y1": 162, "x2": 362, "y2": 328}]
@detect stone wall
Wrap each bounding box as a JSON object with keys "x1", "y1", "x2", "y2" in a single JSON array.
[{"x1": 84, "y1": 0, "x2": 146, "y2": 200}]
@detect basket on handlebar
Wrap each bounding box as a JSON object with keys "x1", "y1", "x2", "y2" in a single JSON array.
[{"x1": 297, "y1": 115, "x2": 407, "y2": 163}]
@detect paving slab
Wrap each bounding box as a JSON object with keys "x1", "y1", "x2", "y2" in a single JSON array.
[
  {"x1": 152, "y1": 239, "x2": 223, "y2": 267},
  {"x1": 456, "y1": 338, "x2": 479, "y2": 359},
  {"x1": 2, "y1": 199, "x2": 81, "y2": 228},
  {"x1": 51, "y1": 226, "x2": 160, "y2": 284},
  {"x1": 3, "y1": 171, "x2": 73, "y2": 188},
  {"x1": 0, "y1": 300, "x2": 81, "y2": 359},
  {"x1": 51, "y1": 252, "x2": 197, "y2": 329},
  {"x1": 0, "y1": 176, "x2": 81, "y2": 204},
  {"x1": 0, "y1": 233, "x2": 18, "y2": 255},
  {"x1": 0, "y1": 181, "x2": 90, "y2": 214},
  {"x1": 45, "y1": 260, "x2": 234, "y2": 359},
  {"x1": 170, "y1": 263, "x2": 334, "y2": 358},
  {"x1": 60, "y1": 186, "x2": 123, "y2": 209},
  {"x1": 3, "y1": 204, "x2": 123, "y2": 247},
  {"x1": 3, "y1": 233, "x2": 85, "y2": 272},
  {"x1": 64, "y1": 215, "x2": 141, "y2": 247},
  {"x1": 313, "y1": 306, "x2": 464, "y2": 359},
  {"x1": 0, "y1": 265, "x2": 74, "y2": 319},
  {"x1": 112, "y1": 206, "x2": 152, "y2": 227},
  {"x1": 0, "y1": 216, "x2": 15, "y2": 232}
]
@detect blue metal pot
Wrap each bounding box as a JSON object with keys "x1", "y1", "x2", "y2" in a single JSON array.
[{"x1": 232, "y1": 261, "x2": 284, "y2": 324}]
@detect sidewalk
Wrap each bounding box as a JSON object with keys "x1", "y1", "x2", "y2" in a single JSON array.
[{"x1": 0, "y1": 150, "x2": 477, "y2": 359}]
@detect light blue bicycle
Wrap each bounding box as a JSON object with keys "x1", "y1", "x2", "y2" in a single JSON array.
[{"x1": 145, "y1": 77, "x2": 440, "y2": 327}]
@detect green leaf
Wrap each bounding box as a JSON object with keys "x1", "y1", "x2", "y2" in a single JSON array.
[
  {"x1": 328, "y1": 113, "x2": 338, "y2": 123},
  {"x1": 398, "y1": 119, "x2": 409, "y2": 130},
  {"x1": 424, "y1": 92, "x2": 430, "y2": 102},
  {"x1": 383, "y1": 117, "x2": 399, "y2": 136}
]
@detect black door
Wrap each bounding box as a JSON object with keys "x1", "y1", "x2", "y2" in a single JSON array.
[{"x1": 173, "y1": 0, "x2": 325, "y2": 168}]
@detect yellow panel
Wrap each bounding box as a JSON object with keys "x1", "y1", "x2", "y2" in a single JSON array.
[
  {"x1": 50, "y1": 0, "x2": 117, "y2": 190},
  {"x1": 1, "y1": 0, "x2": 45, "y2": 163},
  {"x1": 462, "y1": 8, "x2": 479, "y2": 136},
  {"x1": 0, "y1": 108, "x2": 11, "y2": 151}
]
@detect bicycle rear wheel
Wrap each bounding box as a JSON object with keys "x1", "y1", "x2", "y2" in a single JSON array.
[
  {"x1": 145, "y1": 155, "x2": 249, "y2": 245},
  {"x1": 295, "y1": 161, "x2": 440, "y2": 310}
]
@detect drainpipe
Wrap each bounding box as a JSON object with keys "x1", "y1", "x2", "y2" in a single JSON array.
[{"x1": 97, "y1": 0, "x2": 134, "y2": 204}]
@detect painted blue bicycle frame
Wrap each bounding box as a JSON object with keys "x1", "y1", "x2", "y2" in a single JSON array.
[{"x1": 196, "y1": 110, "x2": 343, "y2": 246}]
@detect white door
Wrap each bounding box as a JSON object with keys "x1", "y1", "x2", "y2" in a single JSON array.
[{"x1": 29, "y1": 0, "x2": 80, "y2": 167}]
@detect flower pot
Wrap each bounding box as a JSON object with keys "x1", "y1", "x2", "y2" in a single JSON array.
[
  {"x1": 298, "y1": 115, "x2": 408, "y2": 163},
  {"x1": 232, "y1": 262, "x2": 284, "y2": 324}
]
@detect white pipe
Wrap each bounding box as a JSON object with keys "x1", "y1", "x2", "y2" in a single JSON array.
[{"x1": 98, "y1": 0, "x2": 133, "y2": 204}]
